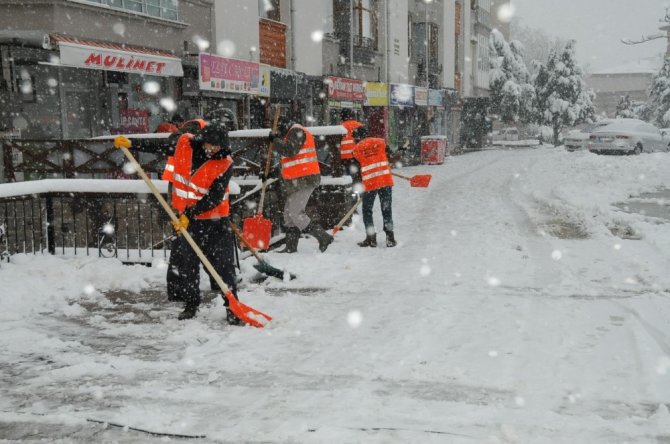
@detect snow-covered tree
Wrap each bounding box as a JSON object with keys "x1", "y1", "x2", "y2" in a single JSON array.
[
  {"x1": 533, "y1": 40, "x2": 596, "y2": 146},
  {"x1": 615, "y1": 94, "x2": 645, "y2": 119},
  {"x1": 488, "y1": 29, "x2": 536, "y2": 124},
  {"x1": 510, "y1": 19, "x2": 569, "y2": 76},
  {"x1": 647, "y1": 57, "x2": 670, "y2": 127}
]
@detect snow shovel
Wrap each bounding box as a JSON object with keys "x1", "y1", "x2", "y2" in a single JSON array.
[
  {"x1": 230, "y1": 222, "x2": 296, "y2": 280},
  {"x1": 113, "y1": 136, "x2": 271, "y2": 329},
  {"x1": 332, "y1": 196, "x2": 362, "y2": 235},
  {"x1": 242, "y1": 107, "x2": 280, "y2": 251},
  {"x1": 392, "y1": 172, "x2": 432, "y2": 188}
]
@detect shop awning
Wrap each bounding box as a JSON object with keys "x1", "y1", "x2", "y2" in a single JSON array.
[{"x1": 46, "y1": 34, "x2": 183, "y2": 77}]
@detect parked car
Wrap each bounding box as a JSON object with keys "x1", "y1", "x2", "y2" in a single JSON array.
[
  {"x1": 492, "y1": 127, "x2": 519, "y2": 142},
  {"x1": 563, "y1": 120, "x2": 613, "y2": 151},
  {"x1": 587, "y1": 119, "x2": 670, "y2": 155}
]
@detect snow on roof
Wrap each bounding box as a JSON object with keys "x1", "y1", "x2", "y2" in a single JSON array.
[
  {"x1": 590, "y1": 56, "x2": 662, "y2": 75},
  {"x1": 0, "y1": 179, "x2": 242, "y2": 199},
  {"x1": 89, "y1": 125, "x2": 347, "y2": 141}
]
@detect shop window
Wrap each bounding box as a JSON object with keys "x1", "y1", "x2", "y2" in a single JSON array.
[
  {"x1": 259, "y1": 0, "x2": 280, "y2": 21},
  {"x1": 79, "y1": 0, "x2": 179, "y2": 21}
]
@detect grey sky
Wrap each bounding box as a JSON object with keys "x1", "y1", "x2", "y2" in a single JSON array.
[{"x1": 508, "y1": 0, "x2": 668, "y2": 72}]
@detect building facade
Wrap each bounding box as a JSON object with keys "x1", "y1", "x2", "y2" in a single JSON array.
[
  {"x1": 0, "y1": 0, "x2": 213, "y2": 138},
  {"x1": 1, "y1": 0, "x2": 511, "y2": 153}
]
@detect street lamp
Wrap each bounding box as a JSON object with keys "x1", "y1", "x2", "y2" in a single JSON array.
[{"x1": 424, "y1": 0, "x2": 433, "y2": 88}]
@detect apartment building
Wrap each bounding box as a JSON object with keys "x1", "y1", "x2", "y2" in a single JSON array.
[{"x1": 0, "y1": 0, "x2": 213, "y2": 138}]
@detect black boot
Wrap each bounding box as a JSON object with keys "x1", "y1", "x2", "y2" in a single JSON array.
[
  {"x1": 178, "y1": 303, "x2": 199, "y2": 320},
  {"x1": 226, "y1": 308, "x2": 246, "y2": 326},
  {"x1": 305, "y1": 222, "x2": 334, "y2": 252},
  {"x1": 385, "y1": 231, "x2": 397, "y2": 248},
  {"x1": 358, "y1": 233, "x2": 377, "y2": 247},
  {"x1": 278, "y1": 227, "x2": 300, "y2": 253}
]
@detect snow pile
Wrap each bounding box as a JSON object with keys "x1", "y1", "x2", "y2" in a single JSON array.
[{"x1": 1, "y1": 147, "x2": 669, "y2": 442}]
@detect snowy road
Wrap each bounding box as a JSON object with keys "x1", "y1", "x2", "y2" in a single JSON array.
[{"x1": 2, "y1": 146, "x2": 670, "y2": 443}]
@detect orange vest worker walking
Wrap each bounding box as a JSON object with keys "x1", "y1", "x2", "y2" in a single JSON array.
[{"x1": 352, "y1": 126, "x2": 397, "y2": 248}]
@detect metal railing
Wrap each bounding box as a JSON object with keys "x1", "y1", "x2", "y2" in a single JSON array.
[{"x1": 0, "y1": 190, "x2": 172, "y2": 263}]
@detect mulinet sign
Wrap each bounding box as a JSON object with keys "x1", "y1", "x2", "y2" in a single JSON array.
[{"x1": 58, "y1": 41, "x2": 184, "y2": 77}]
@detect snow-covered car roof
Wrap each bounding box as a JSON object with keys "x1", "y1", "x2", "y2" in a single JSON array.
[{"x1": 592, "y1": 118, "x2": 653, "y2": 133}]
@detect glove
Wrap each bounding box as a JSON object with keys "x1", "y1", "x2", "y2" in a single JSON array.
[
  {"x1": 268, "y1": 131, "x2": 280, "y2": 143},
  {"x1": 170, "y1": 214, "x2": 189, "y2": 234},
  {"x1": 114, "y1": 135, "x2": 132, "y2": 149}
]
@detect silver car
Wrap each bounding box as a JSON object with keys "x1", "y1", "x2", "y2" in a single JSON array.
[
  {"x1": 587, "y1": 119, "x2": 670, "y2": 155},
  {"x1": 563, "y1": 121, "x2": 613, "y2": 152}
]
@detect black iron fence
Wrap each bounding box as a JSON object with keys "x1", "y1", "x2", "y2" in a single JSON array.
[
  {"x1": 0, "y1": 190, "x2": 172, "y2": 263},
  {"x1": 0, "y1": 127, "x2": 355, "y2": 262}
]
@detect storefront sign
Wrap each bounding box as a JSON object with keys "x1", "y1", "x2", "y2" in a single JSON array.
[
  {"x1": 327, "y1": 76, "x2": 365, "y2": 101},
  {"x1": 390, "y1": 83, "x2": 414, "y2": 107},
  {"x1": 119, "y1": 109, "x2": 149, "y2": 133},
  {"x1": 199, "y1": 53, "x2": 259, "y2": 95},
  {"x1": 365, "y1": 82, "x2": 388, "y2": 106},
  {"x1": 259, "y1": 64, "x2": 271, "y2": 97},
  {"x1": 428, "y1": 89, "x2": 445, "y2": 107},
  {"x1": 58, "y1": 41, "x2": 183, "y2": 77},
  {"x1": 414, "y1": 87, "x2": 428, "y2": 106}
]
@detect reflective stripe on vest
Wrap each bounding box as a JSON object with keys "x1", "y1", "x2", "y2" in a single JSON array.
[
  {"x1": 340, "y1": 120, "x2": 363, "y2": 160},
  {"x1": 162, "y1": 156, "x2": 175, "y2": 181},
  {"x1": 353, "y1": 137, "x2": 394, "y2": 192},
  {"x1": 281, "y1": 125, "x2": 320, "y2": 180}
]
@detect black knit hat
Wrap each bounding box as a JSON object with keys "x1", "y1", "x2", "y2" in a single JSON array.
[
  {"x1": 198, "y1": 120, "x2": 229, "y2": 147},
  {"x1": 352, "y1": 125, "x2": 368, "y2": 142}
]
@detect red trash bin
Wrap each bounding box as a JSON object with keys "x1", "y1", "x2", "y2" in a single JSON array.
[{"x1": 420, "y1": 136, "x2": 447, "y2": 164}]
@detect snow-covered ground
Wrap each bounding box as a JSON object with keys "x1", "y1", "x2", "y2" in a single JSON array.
[{"x1": 2, "y1": 146, "x2": 670, "y2": 443}]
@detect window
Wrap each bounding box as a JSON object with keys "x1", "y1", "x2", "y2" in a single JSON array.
[
  {"x1": 333, "y1": 0, "x2": 378, "y2": 50},
  {"x1": 353, "y1": 0, "x2": 378, "y2": 49},
  {"x1": 259, "y1": 0, "x2": 280, "y2": 21},
  {"x1": 80, "y1": 0, "x2": 179, "y2": 21}
]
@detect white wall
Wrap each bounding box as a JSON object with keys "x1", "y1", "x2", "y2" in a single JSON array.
[
  {"x1": 387, "y1": 0, "x2": 409, "y2": 83},
  {"x1": 443, "y1": 0, "x2": 456, "y2": 89},
  {"x1": 214, "y1": 0, "x2": 260, "y2": 61},
  {"x1": 292, "y1": 0, "x2": 331, "y2": 76}
]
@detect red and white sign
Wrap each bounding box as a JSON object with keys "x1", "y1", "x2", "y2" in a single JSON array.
[
  {"x1": 118, "y1": 109, "x2": 149, "y2": 134},
  {"x1": 327, "y1": 76, "x2": 365, "y2": 101},
  {"x1": 58, "y1": 41, "x2": 183, "y2": 77}
]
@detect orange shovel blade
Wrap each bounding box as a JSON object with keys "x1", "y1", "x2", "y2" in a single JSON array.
[
  {"x1": 409, "y1": 174, "x2": 432, "y2": 188},
  {"x1": 242, "y1": 215, "x2": 272, "y2": 251},
  {"x1": 226, "y1": 291, "x2": 272, "y2": 328}
]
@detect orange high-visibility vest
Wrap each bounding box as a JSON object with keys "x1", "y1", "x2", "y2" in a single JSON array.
[
  {"x1": 353, "y1": 137, "x2": 394, "y2": 192},
  {"x1": 280, "y1": 124, "x2": 320, "y2": 180},
  {"x1": 169, "y1": 134, "x2": 232, "y2": 220},
  {"x1": 340, "y1": 119, "x2": 363, "y2": 160}
]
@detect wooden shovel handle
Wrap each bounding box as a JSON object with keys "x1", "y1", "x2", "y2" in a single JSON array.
[{"x1": 258, "y1": 106, "x2": 281, "y2": 215}]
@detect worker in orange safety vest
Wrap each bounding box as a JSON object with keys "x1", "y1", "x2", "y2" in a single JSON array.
[
  {"x1": 339, "y1": 107, "x2": 363, "y2": 177},
  {"x1": 352, "y1": 126, "x2": 397, "y2": 248},
  {"x1": 163, "y1": 116, "x2": 243, "y2": 324},
  {"x1": 269, "y1": 116, "x2": 334, "y2": 253}
]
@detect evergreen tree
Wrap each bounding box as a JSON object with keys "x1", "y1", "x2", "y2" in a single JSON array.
[
  {"x1": 488, "y1": 29, "x2": 535, "y2": 124},
  {"x1": 648, "y1": 57, "x2": 670, "y2": 127},
  {"x1": 533, "y1": 40, "x2": 596, "y2": 146}
]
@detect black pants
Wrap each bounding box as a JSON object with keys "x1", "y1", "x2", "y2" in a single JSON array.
[
  {"x1": 362, "y1": 186, "x2": 394, "y2": 233},
  {"x1": 167, "y1": 218, "x2": 237, "y2": 307}
]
